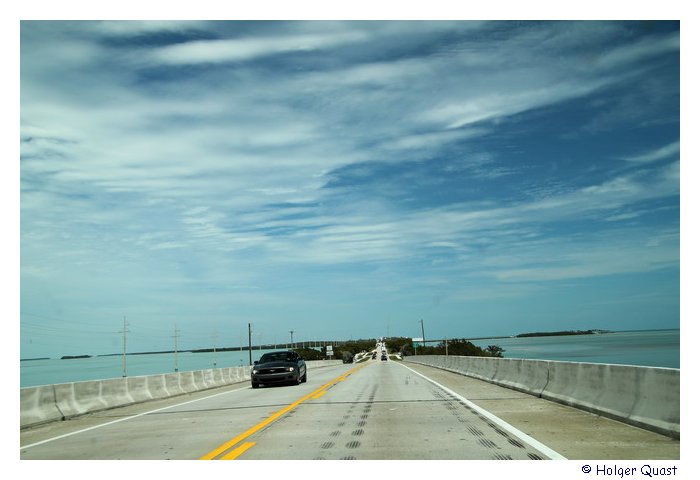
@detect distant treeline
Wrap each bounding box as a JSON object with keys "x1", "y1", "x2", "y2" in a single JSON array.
[
  {"x1": 516, "y1": 329, "x2": 611, "y2": 338},
  {"x1": 52, "y1": 333, "x2": 614, "y2": 361},
  {"x1": 321, "y1": 337, "x2": 505, "y2": 359},
  {"x1": 189, "y1": 344, "x2": 334, "y2": 354},
  {"x1": 98, "y1": 350, "x2": 185, "y2": 357},
  {"x1": 57, "y1": 344, "x2": 331, "y2": 360}
]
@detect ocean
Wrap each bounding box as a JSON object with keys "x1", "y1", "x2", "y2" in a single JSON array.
[
  {"x1": 469, "y1": 329, "x2": 680, "y2": 368},
  {"x1": 20, "y1": 348, "x2": 278, "y2": 388},
  {"x1": 20, "y1": 329, "x2": 679, "y2": 388}
]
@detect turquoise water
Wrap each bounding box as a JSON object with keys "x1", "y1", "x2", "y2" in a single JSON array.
[
  {"x1": 20, "y1": 348, "x2": 277, "y2": 388},
  {"x1": 20, "y1": 329, "x2": 680, "y2": 388},
  {"x1": 469, "y1": 329, "x2": 680, "y2": 368}
]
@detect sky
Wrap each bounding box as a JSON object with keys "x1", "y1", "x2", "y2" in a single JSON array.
[{"x1": 19, "y1": 19, "x2": 682, "y2": 359}]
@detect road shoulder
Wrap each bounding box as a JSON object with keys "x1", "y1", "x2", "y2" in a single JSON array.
[{"x1": 403, "y1": 361, "x2": 679, "y2": 460}]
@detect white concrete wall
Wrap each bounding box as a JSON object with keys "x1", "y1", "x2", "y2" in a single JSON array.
[
  {"x1": 405, "y1": 355, "x2": 680, "y2": 438},
  {"x1": 20, "y1": 359, "x2": 342, "y2": 429},
  {"x1": 20, "y1": 384, "x2": 62, "y2": 429}
]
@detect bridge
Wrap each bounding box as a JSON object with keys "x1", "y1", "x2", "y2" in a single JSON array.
[{"x1": 20, "y1": 355, "x2": 679, "y2": 460}]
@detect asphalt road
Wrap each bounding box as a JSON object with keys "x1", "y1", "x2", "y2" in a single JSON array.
[{"x1": 20, "y1": 357, "x2": 679, "y2": 460}]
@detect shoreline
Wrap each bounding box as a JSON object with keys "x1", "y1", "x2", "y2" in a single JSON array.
[{"x1": 21, "y1": 328, "x2": 680, "y2": 361}]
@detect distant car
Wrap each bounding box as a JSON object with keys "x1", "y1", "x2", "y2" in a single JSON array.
[
  {"x1": 381, "y1": 353, "x2": 387, "y2": 361},
  {"x1": 251, "y1": 350, "x2": 307, "y2": 388}
]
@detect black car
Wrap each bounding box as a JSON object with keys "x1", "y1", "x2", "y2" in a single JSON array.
[
  {"x1": 381, "y1": 353, "x2": 388, "y2": 361},
  {"x1": 251, "y1": 350, "x2": 307, "y2": 388}
]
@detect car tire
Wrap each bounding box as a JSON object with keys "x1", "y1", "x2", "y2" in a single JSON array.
[
  {"x1": 301, "y1": 372, "x2": 307, "y2": 383},
  {"x1": 293, "y1": 372, "x2": 303, "y2": 385},
  {"x1": 252, "y1": 382, "x2": 259, "y2": 389}
]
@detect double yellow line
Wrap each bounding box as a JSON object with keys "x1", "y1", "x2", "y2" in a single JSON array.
[{"x1": 200, "y1": 363, "x2": 368, "y2": 460}]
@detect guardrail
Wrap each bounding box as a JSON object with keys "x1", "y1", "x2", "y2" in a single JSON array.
[
  {"x1": 20, "y1": 360, "x2": 342, "y2": 429},
  {"x1": 405, "y1": 355, "x2": 680, "y2": 439}
]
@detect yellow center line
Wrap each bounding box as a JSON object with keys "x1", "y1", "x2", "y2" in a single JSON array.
[
  {"x1": 199, "y1": 363, "x2": 368, "y2": 460},
  {"x1": 220, "y1": 442, "x2": 256, "y2": 460}
]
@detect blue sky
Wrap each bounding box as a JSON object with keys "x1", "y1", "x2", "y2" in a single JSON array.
[{"x1": 19, "y1": 20, "x2": 681, "y2": 358}]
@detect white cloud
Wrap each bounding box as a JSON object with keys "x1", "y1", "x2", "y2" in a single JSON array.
[
  {"x1": 91, "y1": 20, "x2": 208, "y2": 35},
  {"x1": 489, "y1": 232, "x2": 679, "y2": 282},
  {"x1": 149, "y1": 31, "x2": 369, "y2": 65},
  {"x1": 623, "y1": 141, "x2": 680, "y2": 164},
  {"x1": 152, "y1": 242, "x2": 190, "y2": 250},
  {"x1": 378, "y1": 128, "x2": 488, "y2": 153},
  {"x1": 594, "y1": 33, "x2": 680, "y2": 71},
  {"x1": 426, "y1": 80, "x2": 606, "y2": 130},
  {"x1": 19, "y1": 21, "x2": 680, "y2": 356}
]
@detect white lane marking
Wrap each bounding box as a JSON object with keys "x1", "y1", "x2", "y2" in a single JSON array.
[
  {"x1": 20, "y1": 385, "x2": 250, "y2": 450},
  {"x1": 398, "y1": 362, "x2": 567, "y2": 460}
]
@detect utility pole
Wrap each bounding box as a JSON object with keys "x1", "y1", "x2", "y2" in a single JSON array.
[
  {"x1": 420, "y1": 319, "x2": 426, "y2": 349},
  {"x1": 248, "y1": 323, "x2": 252, "y2": 365},
  {"x1": 120, "y1": 316, "x2": 130, "y2": 377},
  {"x1": 212, "y1": 331, "x2": 218, "y2": 367},
  {"x1": 172, "y1": 325, "x2": 180, "y2": 372}
]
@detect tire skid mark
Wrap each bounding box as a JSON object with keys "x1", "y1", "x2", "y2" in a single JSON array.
[
  {"x1": 316, "y1": 382, "x2": 373, "y2": 459},
  {"x1": 493, "y1": 453, "x2": 514, "y2": 460},
  {"x1": 324, "y1": 381, "x2": 378, "y2": 459},
  {"x1": 425, "y1": 382, "x2": 548, "y2": 460},
  {"x1": 478, "y1": 438, "x2": 498, "y2": 449},
  {"x1": 201, "y1": 363, "x2": 370, "y2": 460}
]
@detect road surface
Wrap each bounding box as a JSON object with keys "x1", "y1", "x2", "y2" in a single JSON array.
[{"x1": 20, "y1": 357, "x2": 679, "y2": 460}]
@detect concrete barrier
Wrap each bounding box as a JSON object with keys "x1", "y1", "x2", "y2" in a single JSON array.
[
  {"x1": 540, "y1": 361, "x2": 680, "y2": 437},
  {"x1": 20, "y1": 384, "x2": 63, "y2": 427},
  {"x1": 21, "y1": 360, "x2": 339, "y2": 429},
  {"x1": 20, "y1": 365, "x2": 251, "y2": 429},
  {"x1": 99, "y1": 377, "x2": 133, "y2": 409},
  {"x1": 126, "y1": 376, "x2": 152, "y2": 403},
  {"x1": 164, "y1": 373, "x2": 185, "y2": 396},
  {"x1": 307, "y1": 359, "x2": 343, "y2": 369},
  {"x1": 191, "y1": 370, "x2": 206, "y2": 391},
  {"x1": 54, "y1": 380, "x2": 108, "y2": 419},
  {"x1": 146, "y1": 375, "x2": 169, "y2": 400},
  {"x1": 492, "y1": 358, "x2": 551, "y2": 396},
  {"x1": 178, "y1": 371, "x2": 196, "y2": 393},
  {"x1": 405, "y1": 355, "x2": 680, "y2": 438}
]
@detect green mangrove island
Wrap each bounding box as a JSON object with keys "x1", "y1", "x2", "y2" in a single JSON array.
[{"x1": 516, "y1": 329, "x2": 611, "y2": 338}]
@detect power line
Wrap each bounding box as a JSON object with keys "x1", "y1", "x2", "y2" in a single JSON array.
[
  {"x1": 21, "y1": 321, "x2": 115, "y2": 335},
  {"x1": 22, "y1": 312, "x2": 116, "y2": 327}
]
